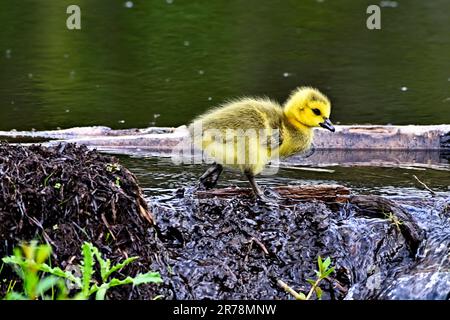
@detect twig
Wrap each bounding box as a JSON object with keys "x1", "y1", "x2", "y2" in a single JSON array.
[
  {"x1": 101, "y1": 213, "x2": 117, "y2": 240},
  {"x1": 305, "y1": 278, "x2": 321, "y2": 300},
  {"x1": 277, "y1": 280, "x2": 304, "y2": 300},
  {"x1": 250, "y1": 237, "x2": 269, "y2": 255},
  {"x1": 271, "y1": 164, "x2": 335, "y2": 173},
  {"x1": 325, "y1": 276, "x2": 347, "y2": 294},
  {"x1": 412, "y1": 175, "x2": 436, "y2": 195}
]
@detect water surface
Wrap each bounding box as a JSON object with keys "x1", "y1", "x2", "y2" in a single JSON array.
[{"x1": 0, "y1": 0, "x2": 449, "y2": 131}]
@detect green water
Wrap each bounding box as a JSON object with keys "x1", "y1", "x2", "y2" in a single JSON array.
[
  {"x1": 0, "y1": 0, "x2": 449, "y2": 131},
  {"x1": 1, "y1": 1, "x2": 449, "y2": 195}
]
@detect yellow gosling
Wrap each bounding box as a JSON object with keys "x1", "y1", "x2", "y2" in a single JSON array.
[{"x1": 189, "y1": 87, "x2": 334, "y2": 201}]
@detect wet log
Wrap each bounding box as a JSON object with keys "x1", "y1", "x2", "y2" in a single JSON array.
[
  {"x1": 350, "y1": 195, "x2": 424, "y2": 253},
  {"x1": 196, "y1": 184, "x2": 351, "y2": 203},
  {"x1": 2, "y1": 125, "x2": 449, "y2": 168},
  {"x1": 1, "y1": 124, "x2": 449, "y2": 151}
]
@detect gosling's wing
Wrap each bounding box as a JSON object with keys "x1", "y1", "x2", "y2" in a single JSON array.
[{"x1": 264, "y1": 127, "x2": 283, "y2": 150}]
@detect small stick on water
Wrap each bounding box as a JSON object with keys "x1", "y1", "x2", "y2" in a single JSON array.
[
  {"x1": 412, "y1": 175, "x2": 436, "y2": 195},
  {"x1": 270, "y1": 164, "x2": 335, "y2": 173}
]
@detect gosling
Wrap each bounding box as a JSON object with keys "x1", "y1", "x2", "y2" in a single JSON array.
[{"x1": 188, "y1": 87, "x2": 335, "y2": 201}]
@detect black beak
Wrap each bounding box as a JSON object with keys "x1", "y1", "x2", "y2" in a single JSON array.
[{"x1": 319, "y1": 118, "x2": 335, "y2": 132}]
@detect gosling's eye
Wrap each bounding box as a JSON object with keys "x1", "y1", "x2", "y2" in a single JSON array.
[{"x1": 312, "y1": 108, "x2": 321, "y2": 116}]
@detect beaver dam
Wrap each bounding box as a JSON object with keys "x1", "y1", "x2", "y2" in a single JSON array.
[{"x1": 0, "y1": 126, "x2": 449, "y2": 300}]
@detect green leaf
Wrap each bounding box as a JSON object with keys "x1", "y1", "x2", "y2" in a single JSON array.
[
  {"x1": 35, "y1": 245, "x2": 52, "y2": 264},
  {"x1": 297, "y1": 292, "x2": 306, "y2": 300},
  {"x1": 43, "y1": 172, "x2": 55, "y2": 187},
  {"x1": 24, "y1": 271, "x2": 39, "y2": 299},
  {"x1": 317, "y1": 256, "x2": 324, "y2": 275},
  {"x1": 323, "y1": 267, "x2": 335, "y2": 278},
  {"x1": 39, "y1": 264, "x2": 81, "y2": 287},
  {"x1": 306, "y1": 279, "x2": 316, "y2": 286},
  {"x1": 315, "y1": 286, "x2": 323, "y2": 300},
  {"x1": 72, "y1": 292, "x2": 88, "y2": 300},
  {"x1": 2, "y1": 255, "x2": 25, "y2": 280},
  {"x1": 36, "y1": 276, "x2": 60, "y2": 297},
  {"x1": 132, "y1": 272, "x2": 163, "y2": 285},
  {"x1": 55, "y1": 278, "x2": 69, "y2": 300},
  {"x1": 81, "y1": 242, "x2": 94, "y2": 296},
  {"x1": 322, "y1": 257, "x2": 331, "y2": 270},
  {"x1": 105, "y1": 256, "x2": 139, "y2": 280},
  {"x1": 91, "y1": 245, "x2": 109, "y2": 282},
  {"x1": 95, "y1": 285, "x2": 108, "y2": 300},
  {"x1": 4, "y1": 291, "x2": 28, "y2": 300},
  {"x1": 2, "y1": 256, "x2": 21, "y2": 265}
]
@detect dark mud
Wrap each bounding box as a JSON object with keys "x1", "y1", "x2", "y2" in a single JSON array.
[
  {"x1": 1, "y1": 143, "x2": 450, "y2": 300},
  {"x1": 0, "y1": 143, "x2": 159, "y2": 299},
  {"x1": 151, "y1": 189, "x2": 444, "y2": 300}
]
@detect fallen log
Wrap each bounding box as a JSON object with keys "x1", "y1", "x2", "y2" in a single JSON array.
[
  {"x1": 2, "y1": 125, "x2": 449, "y2": 169},
  {"x1": 1, "y1": 124, "x2": 449, "y2": 151},
  {"x1": 196, "y1": 184, "x2": 351, "y2": 203},
  {"x1": 350, "y1": 195, "x2": 424, "y2": 253}
]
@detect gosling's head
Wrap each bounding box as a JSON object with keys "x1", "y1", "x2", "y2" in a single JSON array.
[{"x1": 283, "y1": 87, "x2": 335, "y2": 132}]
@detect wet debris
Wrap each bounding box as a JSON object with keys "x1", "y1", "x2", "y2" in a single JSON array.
[
  {"x1": 150, "y1": 186, "x2": 432, "y2": 300},
  {"x1": 0, "y1": 143, "x2": 158, "y2": 299},
  {"x1": 0, "y1": 142, "x2": 448, "y2": 300}
]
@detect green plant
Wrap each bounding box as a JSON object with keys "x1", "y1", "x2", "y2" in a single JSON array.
[
  {"x1": 278, "y1": 256, "x2": 335, "y2": 300},
  {"x1": 2, "y1": 241, "x2": 163, "y2": 300},
  {"x1": 106, "y1": 163, "x2": 121, "y2": 173},
  {"x1": 384, "y1": 211, "x2": 403, "y2": 232},
  {"x1": 2, "y1": 242, "x2": 68, "y2": 300}
]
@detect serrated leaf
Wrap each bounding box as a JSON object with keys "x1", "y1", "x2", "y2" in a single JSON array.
[
  {"x1": 95, "y1": 285, "x2": 108, "y2": 300},
  {"x1": 4, "y1": 291, "x2": 28, "y2": 300},
  {"x1": 39, "y1": 264, "x2": 81, "y2": 287},
  {"x1": 36, "y1": 276, "x2": 60, "y2": 296},
  {"x1": 2, "y1": 256, "x2": 21, "y2": 265},
  {"x1": 2, "y1": 256, "x2": 25, "y2": 279},
  {"x1": 104, "y1": 256, "x2": 139, "y2": 280},
  {"x1": 91, "y1": 245, "x2": 109, "y2": 282},
  {"x1": 132, "y1": 272, "x2": 163, "y2": 285},
  {"x1": 81, "y1": 242, "x2": 94, "y2": 296},
  {"x1": 72, "y1": 292, "x2": 88, "y2": 300}
]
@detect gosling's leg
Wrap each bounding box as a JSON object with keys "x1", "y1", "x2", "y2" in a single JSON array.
[
  {"x1": 244, "y1": 171, "x2": 281, "y2": 203},
  {"x1": 244, "y1": 171, "x2": 264, "y2": 198},
  {"x1": 198, "y1": 163, "x2": 223, "y2": 190}
]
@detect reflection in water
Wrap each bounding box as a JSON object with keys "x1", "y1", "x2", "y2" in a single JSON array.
[
  {"x1": 118, "y1": 156, "x2": 450, "y2": 199},
  {"x1": 0, "y1": 0, "x2": 449, "y2": 131}
]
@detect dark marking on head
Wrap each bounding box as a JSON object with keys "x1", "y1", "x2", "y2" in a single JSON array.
[{"x1": 310, "y1": 95, "x2": 326, "y2": 104}]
